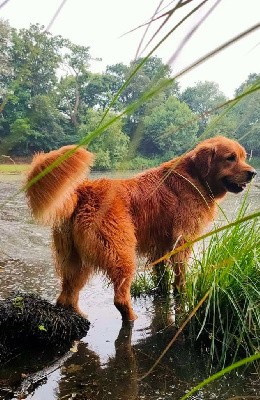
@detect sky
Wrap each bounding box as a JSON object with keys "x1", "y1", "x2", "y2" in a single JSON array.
[{"x1": 1, "y1": 0, "x2": 260, "y2": 98}]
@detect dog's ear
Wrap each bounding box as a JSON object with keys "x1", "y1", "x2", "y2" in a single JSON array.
[{"x1": 191, "y1": 145, "x2": 216, "y2": 178}]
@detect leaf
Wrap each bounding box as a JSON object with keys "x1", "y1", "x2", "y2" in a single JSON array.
[
  {"x1": 38, "y1": 324, "x2": 47, "y2": 331},
  {"x1": 70, "y1": 341, "x2": 79, "y2": 353}
]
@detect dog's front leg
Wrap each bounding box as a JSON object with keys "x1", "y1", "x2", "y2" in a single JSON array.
[{"x1": 171, "y1": 247, "x2": 191, "y2": 293}]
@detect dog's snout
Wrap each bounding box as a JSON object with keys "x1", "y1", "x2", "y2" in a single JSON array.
[{"x1": 247, "y1": 169, "x2": 257, "y2": 181}]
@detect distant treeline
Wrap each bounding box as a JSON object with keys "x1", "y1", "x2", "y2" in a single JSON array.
[{"x1": 0, "y1": 20, "x2": 259, "y2": 169}]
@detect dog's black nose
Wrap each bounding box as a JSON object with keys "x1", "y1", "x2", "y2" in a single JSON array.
[{"x1": 247, "y1": 170, "x2": 257, "y2": 181}]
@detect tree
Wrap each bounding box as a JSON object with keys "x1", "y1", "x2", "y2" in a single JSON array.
[
  {"x1": 80, "y1": 63, "x2": 129, "y2": 112},
  {"x1": 0, "y1": 19, "x2": 12, "y2": 94},
  {"x1": 0, "y1": 23, "x2": 94, "y2": 155},
  {"x1": 231, "y1": 73, "x2": 260, "y2": 154},
  {"x1": 141, "y1": 96, "x2": 198, "y2": 157},
  {"x1": 57, "y1": 41, "x2": 92, "y2": 127},
  {"x1": 0, "y1": 23, "x2": 64, "y2": 153},
  {"x1": 78, "y1": 109, "x2": 129, "y2": 169},
  {"x1": 202, "y1": 111, "x2": 239, "y2": 139},
  {"x1": 10, "y1": 24, "x2": 63, "y2": 96},
  {"x1": 120, "y1": 57, "x2": 179, "y2": 139},
  {"x1": 3, "y1": 95, "x2": 66, "y2": 155},
  {"x1": 180, "y1": 81, "x2": 227, "y2": 135},
  {"x1": 194, "y1": 74, "x2": 260, "y2": 155},
  {"x1": 81, "y1": 72, "x2": 119, "y2": 111},
  {"x1": 1, "y1": 117, "x2": 31, "y2": 155}
]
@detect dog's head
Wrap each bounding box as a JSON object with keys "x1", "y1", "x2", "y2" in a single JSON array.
[{"x1": 191, "y1": 136, "x2": 256, "y2": 197}]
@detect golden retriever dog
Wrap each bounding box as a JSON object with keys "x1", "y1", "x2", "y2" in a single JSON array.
[{"x1": 26, "y1": 136, "x2": 256, "y2": 321}]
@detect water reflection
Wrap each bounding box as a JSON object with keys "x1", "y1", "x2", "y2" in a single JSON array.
[{"x1": 57, "y1": 324, "x2": 138, "y2": 400}]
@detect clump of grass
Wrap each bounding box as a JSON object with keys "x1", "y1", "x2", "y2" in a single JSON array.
[
  {"x1": 131, "y1": 270, "x2": 156, "y2": 297},
  {"x1": 131, "y1": 260, "x2": 175, "y2": 297},
  {"x1": 184, "y1": 198, "x2": 260, "y2": 366}
]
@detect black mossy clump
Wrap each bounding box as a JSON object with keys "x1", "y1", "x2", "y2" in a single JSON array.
[{"x1": 0, "y1": 292, "x2": 90, "y2": 363}]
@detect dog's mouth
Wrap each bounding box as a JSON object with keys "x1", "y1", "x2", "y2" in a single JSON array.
[{"x1": 222, "y1": 177, "x2": 248, "y2": 193}]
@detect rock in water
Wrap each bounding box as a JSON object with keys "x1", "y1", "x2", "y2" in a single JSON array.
[{"x1": 0, "y1": 292, "x2": 90, "y2": 362}]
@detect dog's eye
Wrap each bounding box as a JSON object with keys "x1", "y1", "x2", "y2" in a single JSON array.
[{"x1": 226, "y1": 154, "x2": 236, "y2": 162}]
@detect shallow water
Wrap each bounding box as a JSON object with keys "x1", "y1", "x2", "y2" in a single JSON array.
[{"x1": 0, "y1": 172, "x2": 259, "y2": 400}]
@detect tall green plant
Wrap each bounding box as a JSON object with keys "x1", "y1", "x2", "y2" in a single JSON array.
[{"x1": 185, "y1": 195, "x2": 260, "y2": 366}]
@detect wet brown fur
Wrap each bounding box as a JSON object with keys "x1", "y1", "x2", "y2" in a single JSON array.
[{"x1": 26, "y1": 137, "x2": 256, "y2": 321}]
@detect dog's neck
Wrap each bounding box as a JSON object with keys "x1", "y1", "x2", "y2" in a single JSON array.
[
  {"x1": 189, "y1": 156, "x2": 228, "y2": 200},
  {"x1": 163, "y1": 155, "x2": 227, "y2": 202}
]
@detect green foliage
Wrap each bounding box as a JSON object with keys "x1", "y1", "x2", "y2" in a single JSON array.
[
  {"x1": 185, "y1": 198, "x2": 260, "y2": 366},
  {"x1": 11, "y1": 118, "x2": 31, "y2": 137},
  {"x1": 10, "y1": 24, "x2": 63, "y2": 96},
  {"x1": 38, "y1": 324, "x2": 47, "y2": 332},
  {"x1": 82, "y1": 72, "x2": 115, "y2": 110},
  {"x1": 131, "y1": 271, "x2": 156, "y2": 297},
  {"x1": 141, "y1": 96, "x2": 198, "y2": 156},
  {"x1": 121, "y1": 57, "x2": 179, "y2": 139},
  {"x1": 118, "y1": 155, "x2": 161, "y2": 171},
  {"x1": 181, "y1": 81, "x2": 226, "y2": 114},
  {"x1": 0, "y1": 19, "x2": 12, "y2": 91},
  {"x1": 78, "y1": 109, "x2": 129, "y2": 170},
  {"x1": 5, "y1": 95, "x2": 66, "y2": 155},
  {"x1": 231, "y1": 73, "x2": 260, "y2": 154},
  {"x1": 1, "y1": 117, "x2": 31, "y2": 154},
  {"x1": 180, "y1": 81, "x2": 227, "y2": 135},
  {"x1": 197, "y1": 74, "x2": 260, "y2": 155},
  {"x1": 12, "y1": 296, "x2": 24, "y2": 310},
  {"x1": 203, "y1": 110, "x2": 239, "y2": 139},
  {"x1": 57, "y1": 40, "x2": 91, "y2": 127},
  {"x1": 28, "y1": 95, "x2": 65, "y2": 147}
]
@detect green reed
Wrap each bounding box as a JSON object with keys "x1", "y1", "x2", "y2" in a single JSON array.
[{"x1": 184, "y1": 196, "x2": 259, "y2": 367}]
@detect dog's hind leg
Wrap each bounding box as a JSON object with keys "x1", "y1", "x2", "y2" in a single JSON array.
[
  {"x1": 53, "y1": 224, "x2": 91, "y2": 315},
  {"x1": 56, "y1": 261, "x2": 92, "y2": 316}
]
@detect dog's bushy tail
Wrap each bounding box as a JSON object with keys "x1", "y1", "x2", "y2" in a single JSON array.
[{"x1": 26, "y1": 145, "x2": 94, "y2": 225}]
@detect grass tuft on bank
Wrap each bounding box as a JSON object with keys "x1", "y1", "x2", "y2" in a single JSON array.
[{"x1": 185, "y1": 199, "x2": 259, "y2": 366}]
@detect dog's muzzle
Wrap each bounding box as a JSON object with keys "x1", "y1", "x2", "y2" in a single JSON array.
[
  {"x1": 247, "y1": 169, "x2": 257, "y2": 181},
  {"x1": 222, "y1": 169, "x2": 257, "y2": 193}
]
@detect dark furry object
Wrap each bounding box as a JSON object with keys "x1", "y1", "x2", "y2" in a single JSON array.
[{"x1": 0, "y1": 292, "x2": 90, "y2": 363}]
